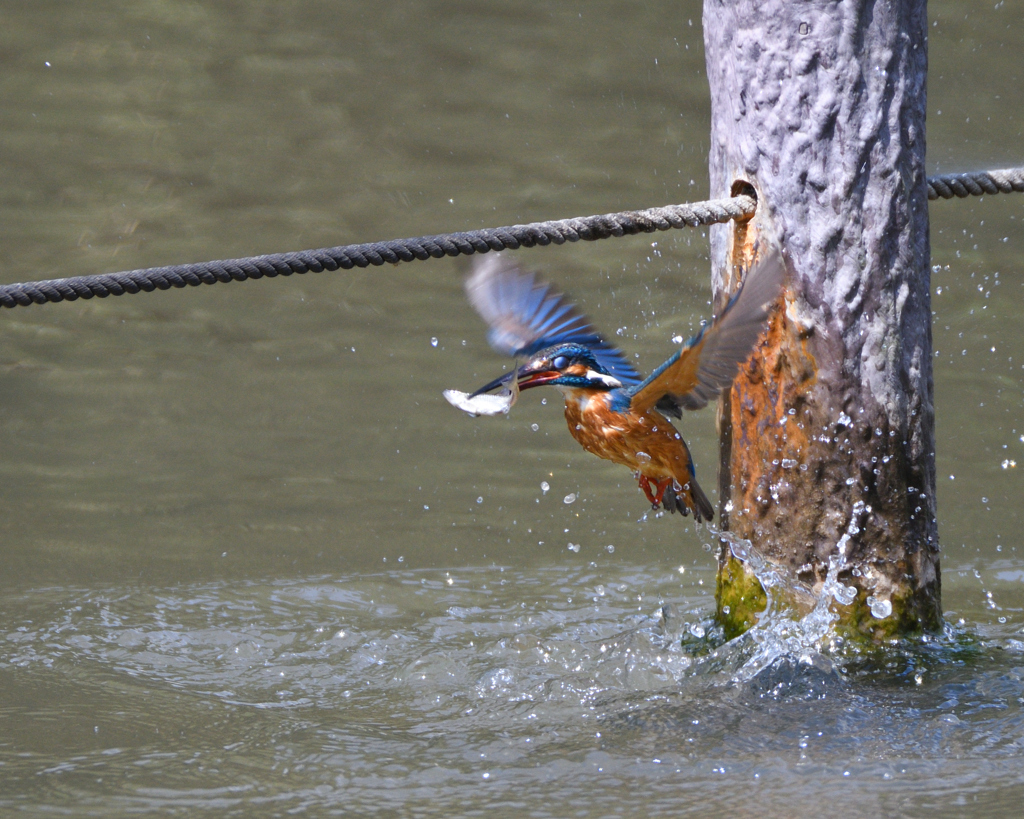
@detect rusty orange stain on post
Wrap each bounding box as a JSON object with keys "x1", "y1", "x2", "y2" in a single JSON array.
[{"x1": 726, "y1": 295, "x2": 819, "y2": 547}]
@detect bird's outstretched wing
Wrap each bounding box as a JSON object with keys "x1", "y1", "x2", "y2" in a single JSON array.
[
  {"x1": 627, "y1": 249, "x2": 786, "y2": 415},
  {"x1": 465, "y1": 254, "x2": 642, "y2": 387}
]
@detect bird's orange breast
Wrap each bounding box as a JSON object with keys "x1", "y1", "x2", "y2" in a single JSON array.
[{"x1": 562, "y1": 391, "x2": 696, "y2": 483}]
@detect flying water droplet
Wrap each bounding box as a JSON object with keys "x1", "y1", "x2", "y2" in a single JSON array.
[
  {"x1": 831, "y1": 580, "x2": 857, "y2": 606},
  {"x1": 867, "y1": 596, "x2": 892, "y2": 619}
]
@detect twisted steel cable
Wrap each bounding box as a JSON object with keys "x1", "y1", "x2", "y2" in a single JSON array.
[
  {"x1": 927, "y1": 166, "x2": 1024, "y2": 200},
  {"x1": 0, "y1": 196, "x2": 756, "y2": 310},
  {"x1": 0, "y1": 165, "x2": 1021, "y2": 310}
]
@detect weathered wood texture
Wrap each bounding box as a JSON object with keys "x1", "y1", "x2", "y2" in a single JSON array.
[{"x1": 703, "y1": 0, "x2": 941, "y2": 638}]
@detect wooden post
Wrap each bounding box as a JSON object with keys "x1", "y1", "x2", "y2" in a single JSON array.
[{"x1": 703, "y1": 0, "x2": 941, "y2": 639}]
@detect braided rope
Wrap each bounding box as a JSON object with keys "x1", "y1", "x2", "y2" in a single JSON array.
[
  {"x1": 0, "y1": 196, "x2": 755, "y2": 310},
  {"x1": 1, "y1": 165, "x2": 1022, "y2": 310},
  {"x1": 927, "y1": 166, "x2": 1024, "y2": 200}
]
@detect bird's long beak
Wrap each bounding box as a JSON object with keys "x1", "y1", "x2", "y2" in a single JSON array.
[
  {"x1": 468, "y1": 370, "x2": 515, "y2": 398},
  {"x1": 469, "y1": 361, "x2": 560, "y2": 397}
]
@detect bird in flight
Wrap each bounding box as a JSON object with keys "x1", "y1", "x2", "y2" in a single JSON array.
[{"x1": 451, "y1": 250, "x2": 785, "y2": 522}]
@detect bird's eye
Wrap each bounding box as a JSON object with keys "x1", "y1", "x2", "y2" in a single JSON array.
[{"x1": 551, "y1": 355, "x2": 569, "y2": 370}]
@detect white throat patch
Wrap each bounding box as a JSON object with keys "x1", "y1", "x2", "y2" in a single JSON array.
[{"x1": 586, "y1": 370, "x2": 622, "y2": 388}]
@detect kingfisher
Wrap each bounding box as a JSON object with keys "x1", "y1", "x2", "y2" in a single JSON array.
[{"x1": 454, "y1": 250, "x2": 785, "y2": 522}]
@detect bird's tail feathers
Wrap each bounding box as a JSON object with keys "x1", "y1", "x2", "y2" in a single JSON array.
[{"x1": 664, "y1": 478, "x2": 715, "y2": 523}]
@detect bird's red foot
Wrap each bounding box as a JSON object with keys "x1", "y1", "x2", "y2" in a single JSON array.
[
  {"x1": 638, "y1": 474, "x2": 656, "y2": 505},
  {"x1": 637, "y1": 475, "x2": 672, "y2": 509}
]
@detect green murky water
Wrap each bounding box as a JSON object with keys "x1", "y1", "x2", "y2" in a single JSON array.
[{"x1": 1, "y1": 1, "x2": 1023, "y2": 815}]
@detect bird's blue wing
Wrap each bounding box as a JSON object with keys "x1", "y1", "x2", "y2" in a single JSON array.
[
  {"x1": 465, "y1": 254, "x2": 642, "y2": 386},
  {"x1": 627, "y1": 249, "x2": 786, "y2": 414}
]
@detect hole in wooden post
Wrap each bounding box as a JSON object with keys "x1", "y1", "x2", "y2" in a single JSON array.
[{"x1": 730, "y1": 179, "x2": 757, "y2": 203}]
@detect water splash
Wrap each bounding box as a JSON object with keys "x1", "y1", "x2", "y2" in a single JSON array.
[{"x1": 705, "y1": 502, "x2": 866, "y2": 683}]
